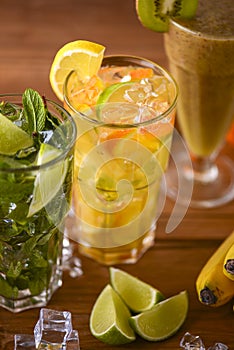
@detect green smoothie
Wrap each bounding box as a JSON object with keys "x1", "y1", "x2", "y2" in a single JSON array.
[{"x1": 164, "y1": 0, "x2": 234, "y2": 157}]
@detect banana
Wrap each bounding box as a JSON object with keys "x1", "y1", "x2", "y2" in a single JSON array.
[
  {"x1": 196, "y1": 229, "x2": 234, "y2": 307},
  {"x1": 223, "y1": 242, "x2": 234, "y2": 281}
]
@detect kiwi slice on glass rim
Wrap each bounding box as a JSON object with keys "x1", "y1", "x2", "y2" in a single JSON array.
[{"x1": 136, "y1": 0, "x2": 198, "y2": 32}]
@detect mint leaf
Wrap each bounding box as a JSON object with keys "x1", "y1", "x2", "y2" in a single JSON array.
[
  {"x1": 0, "y1": 275, "x2": 18, "y2": 298},
  {"x1": 22, "y1": 88, "x2": 46, "y2": 133},
  {"x1": 8, "y1": 202, "x2": 29, "y2": 224},
  {"x1": 30, "y1": 250, "x2": 48, "y2": 268},
  {"x1": 7, "y1": 261, "x2": 22, "y2": 278},
  {"x1": 22, "y1": 234, "x2": 44, "y2": 255},
  {"x1": 28, "y1": 268, "x2": 48, "y2": 295},
  {"x1": 0, "y1": 101, "x2": 22, "y2": 121},
  {"x1": 0, "y1": 219, "x2": 19, "y2": 242},
  {"x1": 0, "y1": 177, "x2": 34, "y2": 202}
]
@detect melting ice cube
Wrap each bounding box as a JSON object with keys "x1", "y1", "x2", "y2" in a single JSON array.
[
  {"x1": 14, "y1": 334, "x2": 36, "y2": 350},
  {"x1": 180, "y1": 332, "x2": 206, "y2": 350},
  {"x1": 34, "y1": 308, "x2": 73, "y2": 348},
  {"x1": 15, "y1": 308, "x2": 80, "y2": 349},
  {"x1": 207, "y1": 343, "x2": 229, "y2": 350}
]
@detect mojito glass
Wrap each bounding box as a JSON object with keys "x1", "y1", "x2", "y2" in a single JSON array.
[
  {"x1": 64, "y1": 56, "x2": 177, "y2": 265},
  {"x1": 0, "y1": 91, "x2": 76, "y2": 312}
]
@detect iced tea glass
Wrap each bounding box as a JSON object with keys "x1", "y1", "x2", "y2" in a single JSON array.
[{"x1": 64, "y1": 56, "x2": 177, "y2": 265}]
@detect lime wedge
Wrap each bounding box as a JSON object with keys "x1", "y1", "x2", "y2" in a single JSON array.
[
  {"x1": 89, "y1": 284, "x2": 136, "y2": 345},
  {"x1": 0, "y1": 112, "x2": 33, "y2": 155},
  {"x1": 129, "y1": 290, "x2": 189, "y2": 341},
  {"x1": 28, "y1": 143, "x2": 68, "y2": 217},
  {"x1": 96, "y1": 82, "x2": 144, "y2": 122},
  {"x1": 110, "y1": 267, "x2": 164, "y2": 312},
  {"x1": 97, "y1": 82, "x2": 137, "y2": 105}
]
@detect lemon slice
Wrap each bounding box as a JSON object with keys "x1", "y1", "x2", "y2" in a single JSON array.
[
  {"x1": 110, "y1": 267, "x2": 164, "y2": 312},
  {"x1": 28, "y1": 143, "x2": 68, "y2": 217},
  {"x1": 129, "y1": 290, "x2": 189, "y2": 341},
  {"x1": 0, "y1": 112, "x2": 33, "y2": 155},
  {"x1": 49, "y1": 40, "x2": 105, "y2": 101},
  {"x1": 89, "y1": 284, "x2": 136, "y2": 345}
]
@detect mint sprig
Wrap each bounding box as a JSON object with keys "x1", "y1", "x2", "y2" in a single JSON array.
[{"x1": 22, "y1": 88, "x2": 46, "y2": 133}]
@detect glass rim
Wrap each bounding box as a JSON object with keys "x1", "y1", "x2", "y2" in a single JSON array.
[
  {"x1": 63, "y1": 54, "x2": 178, "y2": 128},
  {"x1": 169, "y1": 18, "x2": 234, "y2": 41},
  {"x1": 0, "y1": 93, "x2": 77, "y2": 173}
]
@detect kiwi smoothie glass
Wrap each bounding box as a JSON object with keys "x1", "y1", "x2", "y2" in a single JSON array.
[{"x1": 164, "y1": 0, "x2": 234, "y2": 208}]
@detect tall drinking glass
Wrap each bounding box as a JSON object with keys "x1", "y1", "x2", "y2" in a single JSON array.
[
  {"x1": 0, "y1": 94, "x2": 76, "y2": 312},
  {"x1": 64, "y1": 56, "x2": 178, "y2": 265},
  {"x1": 164, "y1": 0, "x2": 234, "y2": 208}
]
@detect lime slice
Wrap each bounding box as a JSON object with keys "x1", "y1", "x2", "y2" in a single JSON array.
[
  {"x1": 129, "y1": 290, "x2": 189, "y2": 341},
  {"x1": 0, "y1": 112, "x2": 33, "y2": 155},
  {"x1": 96, "y1": 81, "x2": 145, "y2": 122},
  {"x1": 136, "y1": 0, "x2": 198, "y2": 32},
  {"x1": 28, "y1": 143, "x2": 68, "y2": 217},
  {"x1": 49, "y1": 40, "x2": 105, "y2": 101},
  {"x1": 97, "y1": 82, "x2": 136, "y2": 105},
  {"x1": 89, "y1": 284, "x2": 136, "y2": 345},
  {"x1": 110, "y1": 267, "x2": 164, "y2": 312}
]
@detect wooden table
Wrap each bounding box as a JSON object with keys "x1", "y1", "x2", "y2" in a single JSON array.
[{"x1": 0, "y1": 0, "x2": 234, "y2": 349}]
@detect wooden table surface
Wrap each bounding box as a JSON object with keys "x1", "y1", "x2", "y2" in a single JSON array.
[{"x1": 0, "y1": 0, "x2": 234, "y2": 349}]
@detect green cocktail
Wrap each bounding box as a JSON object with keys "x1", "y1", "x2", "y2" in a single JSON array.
[{"x1": 0, "y1": 89, "x2": 76, "y2": 312}]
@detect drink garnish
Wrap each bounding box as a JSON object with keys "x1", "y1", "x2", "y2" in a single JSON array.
[
  {"x1": 0, "y1": 88, "x2": 62, "y2": 158},
  {"x1": 0, "y1": 112, "x2": 33, "y2": 156},
  {"x1": 49, "y1": 40, "x2": 105, "y2": 101},
  {"x1": 136, "y1": 0, "x2": 198, "y2": 32},
  {"x1": 22, "y1": 87, "x2": 46, "y2": 133}
]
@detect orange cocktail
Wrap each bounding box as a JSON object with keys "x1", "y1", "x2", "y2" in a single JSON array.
[{"x1": 64, "y1": 56, "x2": 177, "y2": 265}]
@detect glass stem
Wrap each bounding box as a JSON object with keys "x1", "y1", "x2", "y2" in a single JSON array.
[{"x1": 185, "y1": 155, "x2": 218, "y2": 183}]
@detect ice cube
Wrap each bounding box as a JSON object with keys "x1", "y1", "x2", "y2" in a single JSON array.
[
  {"x1": 207, "y1": 343, "x2": 229, "y2": 350},
  {"x1": 66, "y1": 330, "x2": 80, "y2": 350},
  {"x1": 34, "y1": 308, "x2": 73, "y2": 348},
  {"x1": 14, "y1": 334, "x2": 36, "y2": 349},
  {"x1": 98, "y1": 66, "x2": 131, "y2": 84},
  {"x1": 62, "y1": 238, "x2": 83, "y2": 278},
  {"x1": 180, "y1": 332, "x2": 206, "y2": 350},
  {"x1": 15, "y1": 309, "x2": 80, "y2": 349},
  {"x1": 124, "y1": 84, "x2": 149, "y2": 104}
]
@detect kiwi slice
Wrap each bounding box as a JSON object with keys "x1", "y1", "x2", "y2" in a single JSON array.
[{"x1": 136, "y1": 0, "x2": 198, "y2": 32}]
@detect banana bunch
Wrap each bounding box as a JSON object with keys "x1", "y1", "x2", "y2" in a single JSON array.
[
  {"x1": 223, "y1": 242, "x2": 234, "y2": 281},
  {"x1": 196, "y1": 229, "x2": 234, "y2": 307}
]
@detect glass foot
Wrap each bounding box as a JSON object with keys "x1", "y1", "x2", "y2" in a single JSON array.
[
  {"x1": 0, "y1": 267, "x2": 62, "y2": 313},
  {"x1": 78, "y1": 229, "x2": 155, "y2": 265},
  {"x1": 166, "y1": 153, "x2": 234, "y2": 208}
]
